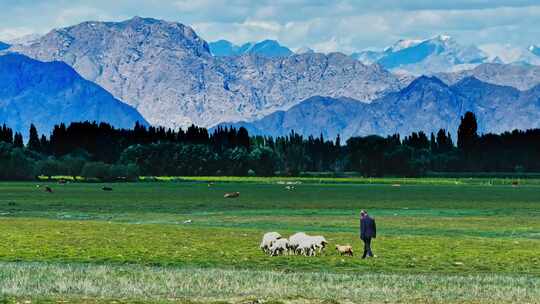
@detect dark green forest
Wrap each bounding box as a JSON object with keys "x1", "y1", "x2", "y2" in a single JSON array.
[{"x1": 1, "y1": 112, "x2": 539, "y2": 180}]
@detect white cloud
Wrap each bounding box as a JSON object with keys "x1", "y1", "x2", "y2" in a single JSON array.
[{"x1": 0, "y1": 27, "x2": 37, "y2": 42}]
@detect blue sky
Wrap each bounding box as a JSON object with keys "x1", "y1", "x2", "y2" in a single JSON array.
[{"x1": 1, "y1": 0, "x2": 539, "y2": 54}]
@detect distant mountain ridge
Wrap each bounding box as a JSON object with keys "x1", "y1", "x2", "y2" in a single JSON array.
[
  {"x1": 217, "y1": 76, "x2": 540, "y2": 139},
  {"x1": 353, "y1": 35, "x2": 488, "y2": 74},
  {"x1": 208, "y1": 39, "x2": 293, "y2": 57},
  {"x1": 0, "y1": 53, "x2": 148, "y2": 136},
  {"x1": 0, "y1": 41, "x2": 9, "y2": 51},
  {"x1": 437, "y1": 63, "x2": 540, "y2": 91},
  {"x1": 10, "y1": 17, "x2": 402, "y2": 129}
]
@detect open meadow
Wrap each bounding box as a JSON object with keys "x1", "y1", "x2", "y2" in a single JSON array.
[{"x1": 0, "y1": 178, "x2": 539, "y2": 303}]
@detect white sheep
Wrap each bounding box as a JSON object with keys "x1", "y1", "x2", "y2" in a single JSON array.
[
  {"x1": 297, "y1": 238, "x2": 316, "y2": 256},
  {"x1": 310, "y1": 235, "x2": 328, "y2": 254},
  {"x1": 260, "y1": 232, "x2": 282, "y2": 254},
  {"x1": 289, "y1": 232, "x2": 308, "y2": 254},
  {"x1": 290, "y1": 233, "x2": 328, "y2": 256},
  {"x1": 269, "y1": 238, "x2": 289, "y2": 256}
]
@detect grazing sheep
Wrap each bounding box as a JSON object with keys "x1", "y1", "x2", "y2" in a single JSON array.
[
  {"x1": 289, "y1": 233, "x2": 328, "y2": 256},
  {"x1": 224, "y1": 192, "x2": 240, "y2": 198},
  {"x1": 289, "y1": 232, "x2": 308, "y2": 254},
  {"x1": 269, "y1": 238, "x2": 289, "y2": 256},
  {"x1": 297, "y1": 238, "x2": 316, "y2": 256},
  {"x1": 102, "y1": 186, "x2": 113, "y2": 191},
  {"x1": 183, "y1": 219, "x2": 193, "y2": 224},
  {"x1": 45, "y1": 186, "x2": 53, "y2": 193},
  {"x1": 310, "y1": 235, "x2": 328, "y2": 254},
  {"x1": 285, "y1": 185, "x2": 296, "y2": 191},
  {"x1": 260, "y1": 232, "x2": 282, "y2": 254},
  {"x1": 335, "y1": 245, "x2": 354, "y2": 256}
]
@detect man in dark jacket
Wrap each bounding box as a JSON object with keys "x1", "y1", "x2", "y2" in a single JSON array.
[{"x1": 360, "y1": 210, "x2": 376, "y2": 259}]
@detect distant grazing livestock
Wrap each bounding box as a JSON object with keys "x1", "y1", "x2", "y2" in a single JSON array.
[
  {"x1": 335, "y1": 245, "x2": 354, "y2": 256},
  {"x1": 102, "y1": 186, "x2": 113, "y2": 191},
  {"x1": 45, "y1": 186, "x2": 53, "y2": 193},
  {"x1": 260, "y1": 232, "x2": 282, "y2": 254},
  {"x1": 285, "y1": 185, "x2": 296, "y2": 191},
  {"x1": 224, "y1": 192, "x2": 240, "y2": 198},
  {"x1": 58, "y1": 179, "x2": 67, "y2": 184}
]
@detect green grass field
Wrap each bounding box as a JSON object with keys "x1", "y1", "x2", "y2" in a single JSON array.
[{"x1": 0, "y1": 179, "x2": 539, "y2": 303}]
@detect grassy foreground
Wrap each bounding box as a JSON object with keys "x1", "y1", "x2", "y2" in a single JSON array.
[
  {"x1": 0, "y1": 180, "x2": 539, "y2": 302},
  {"x1": 1, "y1": 262, "x2": 539, "y2": 304}
]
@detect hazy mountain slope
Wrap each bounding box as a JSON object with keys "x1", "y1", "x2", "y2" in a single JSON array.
[
  {"x1": 209, "y1": 39, "x2": 293, "y2": 57},
  {"x1": 0, "y1": 42, "x2": 9, "y2": 51},
  {"x1": 10, "y1": 17, "x2": 402, "y2": 129},
  {"x1": 214, "y1": 96, "x2": 368, "y2": 140},
  {"x1": 218, "y1": 76, "x2": 540, "y2": 139},
  {"x1": 0, "y1": 53, "x2": 148, "y2": 136},
  {"x1": 437, "y1": 63, "x2": 540, "y2": 91}
]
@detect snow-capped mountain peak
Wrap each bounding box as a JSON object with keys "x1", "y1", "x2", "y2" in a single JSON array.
[
  {"x1": 353, "y1": 34, "x2": 487, "y2": 74},
  {"x1": 530, "y1": 45, "x2": 540, "y2": 57}
]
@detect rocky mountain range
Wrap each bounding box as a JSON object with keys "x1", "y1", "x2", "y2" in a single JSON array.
[
  {"x1": 0, "y1": 53, "x2": 147, "y2": 137},
  {"x1": 352, "y1": 35, "x2": 540, "y2": 75},
  {"x1": 218, "y1": 76, "x2": 540, "y2": 140},
  {"x1": 8, "y1": 17, "x2": 402, "y2": 129},
  {"x1": 209, "y1": 39, "x2": 293, "y2": 57},
  {"x1": 3, "y1": 16, "x2": 540, "y2": 140}
]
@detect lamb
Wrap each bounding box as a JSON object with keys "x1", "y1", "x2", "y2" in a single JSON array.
[
  {"x1": 269, "y1": 238, "x2": 289, "y2": 256},
  {"x1": 260, "y1": 232, "x2": 282, "y2": 254},
  {"x1": 335, "y1": 244, "x2": 354, "y2": 256},
  {"x1": 224, "y1": 192, "x2": 240, "y2": 198}
]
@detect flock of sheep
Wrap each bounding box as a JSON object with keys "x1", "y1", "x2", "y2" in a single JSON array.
[{"x1": 260, "y1": 232, "x2": 354, "y2": 257}]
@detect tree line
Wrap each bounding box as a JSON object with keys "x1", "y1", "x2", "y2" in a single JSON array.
[{"x1": 1, "y1": 111, "x2": 539, "y2": 180}]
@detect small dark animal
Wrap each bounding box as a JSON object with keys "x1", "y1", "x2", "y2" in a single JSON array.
[
  {"x1": 224, "y1": 192, "x2": 240, "y2": 198},
  {"x1": 102, "y1": 186, "x2": 113, "y2": 191},
  {"x1": 45, "y1": 186, "x2": 53, "y2": 193}
]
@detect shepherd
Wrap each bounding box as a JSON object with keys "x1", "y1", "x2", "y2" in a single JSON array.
[{"x1": 360, "y1": 209, "x2": 376, "y2": 259}]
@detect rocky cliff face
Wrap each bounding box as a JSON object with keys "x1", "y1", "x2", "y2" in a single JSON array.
[
  {"x1": 9, "y1": 17, "x2": 403, "y2": 129},
  {"x1": 0, "y1": 53, "x2": 148, "y2": 136}
]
